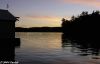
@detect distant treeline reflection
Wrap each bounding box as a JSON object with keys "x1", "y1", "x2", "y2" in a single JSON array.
[
  {"x1": 62, "y1": 34, "x2": 100, "y2": 57},
  {"x1": 15, "y1": 27, "x2": 61, "y2": 32}
]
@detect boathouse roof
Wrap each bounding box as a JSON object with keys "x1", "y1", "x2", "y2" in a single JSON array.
[{"x1": 0, "y1": 9, "x2": 18, "y2": 21}]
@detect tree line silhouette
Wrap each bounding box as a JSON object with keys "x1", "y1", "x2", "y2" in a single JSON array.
[
  {"x1": 62, "y1": 11, "x2": 100, "y2": 42},
  {"x1": 15, "y1": 27, "x2": 61, "y2": 32}
]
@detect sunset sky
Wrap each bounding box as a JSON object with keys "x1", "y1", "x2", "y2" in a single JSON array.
[{"x1": 0, "y1": 0, "x2": 100, "y2": 28}]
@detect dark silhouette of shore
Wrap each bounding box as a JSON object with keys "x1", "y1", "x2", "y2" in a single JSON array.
[
  {"x1": 62, "y1": 11, "x2": 100, "y2": 42},
  {"x1": 61, "y1": 11, "x2": 100, "y2": 58},
  {"x1": 15, "y1": 27, "x2": 62, "y2": 32}
]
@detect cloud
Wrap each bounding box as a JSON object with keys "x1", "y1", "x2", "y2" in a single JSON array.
[
  {"x1": 26, "y1": 15, "x2": 58, "y2": 19},
  {"x1": 60, "y1": 0, "x2": 100, "y2": 8},
  {"x1": 26, "y1": 15, "x2": 71, "y2": 22},
  {"x1": 25, "y1": 15, "x2": 62, "y2": 22}
]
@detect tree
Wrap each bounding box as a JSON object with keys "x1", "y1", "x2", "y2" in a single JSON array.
[{"x1": 62, "y1": 11, "x2": 100, "y2": 41}]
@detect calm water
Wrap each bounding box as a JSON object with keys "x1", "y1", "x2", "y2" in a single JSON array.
[{"x1": 15, "y1": 32, "x2": 100, "y2": 64}]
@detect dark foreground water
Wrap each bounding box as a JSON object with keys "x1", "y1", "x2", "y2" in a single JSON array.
[{"x1": 15, "y1": 32, "x2": 100, "y2": 64}]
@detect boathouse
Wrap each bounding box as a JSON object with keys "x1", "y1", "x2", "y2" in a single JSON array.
[
  {"x1": 0, "y1": 9, "x2": 19, "y2": 38},
  {"x1": 0, "y1": 9, "x2": 20, "y2": 61}
]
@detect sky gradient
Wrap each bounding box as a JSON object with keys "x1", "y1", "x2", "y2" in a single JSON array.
[{"x1": 0, "y1": 0, "x2": 100, "y2": 28}]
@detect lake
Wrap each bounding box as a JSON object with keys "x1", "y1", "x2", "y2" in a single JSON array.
[{"x1": 15, "y1": 32, "x2": 100, "y2": 64}]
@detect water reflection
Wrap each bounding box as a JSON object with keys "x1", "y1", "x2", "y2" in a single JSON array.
[
  {"x1": 0, "y1": 39, "x2": 20, "y2": 62},
  {"x1": 62, "y1": 34, "x2": 100, "y2": 57}
]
